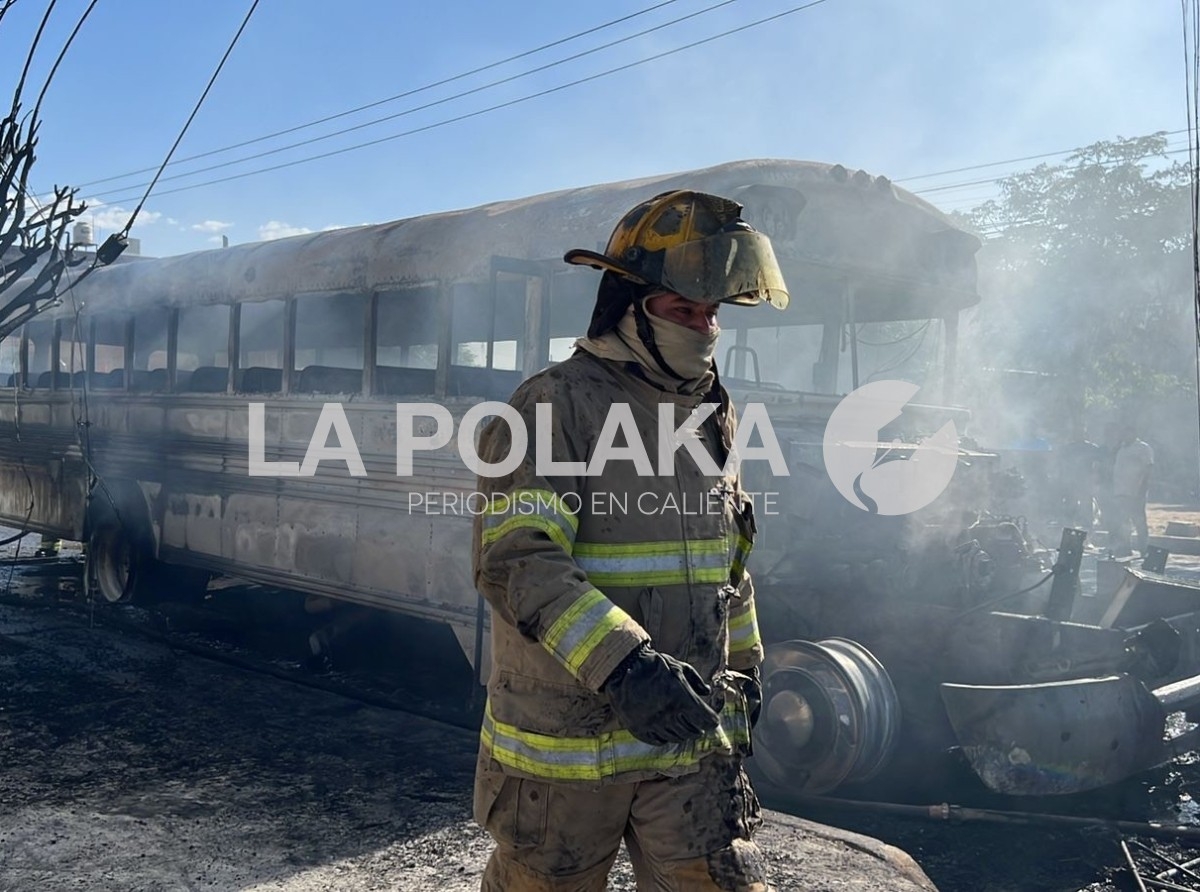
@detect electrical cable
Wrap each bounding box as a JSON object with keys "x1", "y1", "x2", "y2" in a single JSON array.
[
  {"x1": 113, "y1": 0, "x2": 260, "y2": 241},
  {"x1": 893, "y1": 129, "x2": 1189, "y2": 185},
  {"x1": 854, "y1": 320, "x2": 930, "y2": 347},
  {"x1": 9, "y1": 0, "x2": 55, "y2": 114},
  {"x1": 56, "y1": 252, "x2": 130, "y2": 596},
  {"x1": 56, "y1": 0, "x2": 260, "y2": 295},
  {"x1": 952, "y1": 569, "x2": 1056, "y2": 622},
  {"x1": 89, "y1": 0, "x2": 833, "y2": 208},
  {"x1": 3, "y1": 532, "x2": 21, "y2": 597},
  {"x1": 916, "y1": 142, "x2": 1192, "y2": 201},
  {"x1": 862, "y1": 322, "x2": 933, "y2": 383},
  {"x1": 92, "y1": 119, "x2": 1189, "y2": 230},
  {"x1": 73, "y1": 0, "x2": 688, "y2": 190},
  {"x1": 30, "y1": 0, "x2": 103, "y2": 125},
  {"x1": 84, "y1": 0, "x2": 749, "y2": 202}
]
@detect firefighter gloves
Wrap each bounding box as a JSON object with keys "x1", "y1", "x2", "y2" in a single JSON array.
[{"x1": 604, "y1": 643, "x2": 721, "y2": 745}]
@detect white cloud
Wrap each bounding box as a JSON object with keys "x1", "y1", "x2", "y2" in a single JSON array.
[
  {"x1": 80, "y1": 200, "x2": 161, "y2": 232},
  {"x1": 258, "y1": 220, "x2": 312, "y2": 241},
  {"x1": 191, "y1": 219, "x2": 233, "y2": 233}
]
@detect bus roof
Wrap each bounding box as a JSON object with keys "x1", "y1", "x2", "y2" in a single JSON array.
[{"x1": 50, "y1": 158, "x2": 980, "y2": 326}]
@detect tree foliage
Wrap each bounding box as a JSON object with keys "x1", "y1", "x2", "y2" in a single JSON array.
[{"x1": 959, "y1": 133, "x2": 1193, "y2": 416}]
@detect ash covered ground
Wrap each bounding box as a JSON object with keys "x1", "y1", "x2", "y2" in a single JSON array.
[{"x1": 0, "y1": 549, "x2": 933, "y2": 892}]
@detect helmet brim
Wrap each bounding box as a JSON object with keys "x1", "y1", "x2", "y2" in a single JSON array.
[{"x1": 563, "y1": 248, "x2": 651, "y2": 285}]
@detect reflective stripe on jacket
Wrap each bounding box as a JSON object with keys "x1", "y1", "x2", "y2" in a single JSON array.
[{"x1": 472, "y1": 350, "x2": 763, "y2": 785}]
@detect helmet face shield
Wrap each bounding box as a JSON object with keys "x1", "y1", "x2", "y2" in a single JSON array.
[{"x1": 660, "y1": 229, "x2": 790, "y2": 309}]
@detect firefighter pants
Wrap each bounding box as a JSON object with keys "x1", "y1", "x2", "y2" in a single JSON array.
[{"x1": 474, "y1": 752, "x2": 769, "y2": 891}]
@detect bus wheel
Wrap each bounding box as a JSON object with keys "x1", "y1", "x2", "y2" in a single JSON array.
[{"x1": 88, "y1": 520, "x2": 145, "y2": 604}]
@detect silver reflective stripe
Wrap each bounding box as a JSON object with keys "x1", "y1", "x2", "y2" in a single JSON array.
[
  {"x1": 543, "y1": 589, "x2": 634, "y2": 676},
  {"x1": 728, "y1": 606, "x2": 760, "y2": 652}
]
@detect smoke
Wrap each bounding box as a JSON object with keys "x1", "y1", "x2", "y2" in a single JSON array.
[{"x1": 954, "y1": 138, "x2": 1198, "y2": 501}]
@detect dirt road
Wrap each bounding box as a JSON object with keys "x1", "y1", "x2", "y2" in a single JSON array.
[{"x1": 0, "y1": 580, "x2": 934, "y2": 892}]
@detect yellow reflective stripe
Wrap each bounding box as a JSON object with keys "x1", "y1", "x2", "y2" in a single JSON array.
[
  {"x1": 730, "y1": 533, "x2": 753, "y2": 583},
  {"x1": 574, "y1": 538, "x2": 730, "y2": 587},
  {"x1": 728, "y1": 603, "x2": 761, "y2": 654},
  {"x1": 481, "y1": 488, "x2": 579, "y2": 553},
  {"x1": 542, "y1": 589, "x2": 632, "y2": 677},
  {"x1": 482, "y1": 514, "x2": 574, "y2": 553},
  {"x1": 480, "y1": 698, "x2": 749, "y2": 782},
  {"x1": 574, "y1": 540, "x2": 728, "y2": 558}
]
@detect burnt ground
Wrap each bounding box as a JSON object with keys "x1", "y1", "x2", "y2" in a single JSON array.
[
  {"x1": 4, "y1": 505, "x2": 1200, "y2": 891},
  {"x1": 0, "y1": 554, "x2": 934, "y2": 892}
]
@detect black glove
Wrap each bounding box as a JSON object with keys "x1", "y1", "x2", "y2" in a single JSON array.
[
  {"x1": 738, "y1": 668, "x2": 763, "y2": 728},
  {"x1": 603, "y1": 644, "x2": 721, "y2": 746}
]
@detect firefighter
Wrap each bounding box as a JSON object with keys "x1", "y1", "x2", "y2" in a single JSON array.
[{"x1": 471, "y1": 191, "x2": 789, "y2": 891}]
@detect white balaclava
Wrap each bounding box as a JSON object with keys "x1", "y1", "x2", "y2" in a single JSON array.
[{"x1": 615, "y1": 297, "x2": 720, "y2": 385}]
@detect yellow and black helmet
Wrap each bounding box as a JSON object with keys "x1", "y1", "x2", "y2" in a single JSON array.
[{"x1": 565, "y1": 189, "x2": 789, "y2": 336}]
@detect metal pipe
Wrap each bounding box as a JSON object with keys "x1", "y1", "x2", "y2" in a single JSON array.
[
  {"x1": 1122, "y1": 838, "x2": 1149, "y2": 892},
  {"x1": 1131, "y1": 839, "x2": 1200, "y2": 885},
  {"x1": 773, "y1": 794, "x2": 1200, "y2": 844},
  {"x1": 1142, "y1": 877, "x2": 1198, "y2": 892},
  {"x1": 1154, "y1": 673, "x2": 1200, "y2": 711},
  {"x1": 1156, "y1": 853, "x2": 1200, "y2": 881}
]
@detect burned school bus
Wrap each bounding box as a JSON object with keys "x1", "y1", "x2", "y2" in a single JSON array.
[{"x1": 5, "y1": 158, "x2": 1185, "y2": 798}]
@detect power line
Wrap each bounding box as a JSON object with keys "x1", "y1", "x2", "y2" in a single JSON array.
[
  {"x1": 910, "y1": 141, "x2": 1194, "y2": 227},
  {"x1": 893, "y1": 130, "x2": 1189, "y2": 185},
  {"x1": 85, "y1": 0, "x2": 747, "y2": 201},
  {"x1": 73, "y1": 0, "x2": 688, "y2": 190},
  {"x1": 31, "y1": 0, "x2": 102, "y2": 121},
  {"x1": 91, "y1": 0, "x2": 834, "y2": 208},
  {"x1": 65, "y1": 0, "x2": 260, "y2": 283},
  {"x1": 911, "y1": 141, "x2": 1192, "y2": 199},
  {"x1": 116, "y1": 0, "x2": 260, "y2": 238}
]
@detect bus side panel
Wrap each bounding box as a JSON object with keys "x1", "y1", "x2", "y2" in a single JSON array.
[
  {"x1": 0, "y1": 445, "x2": 88, "y2": 539},
  {"x1": 0, "y1": 397, "x2": 89, "y2": 539}
]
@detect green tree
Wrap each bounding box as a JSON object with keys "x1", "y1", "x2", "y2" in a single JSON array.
[
  {"x1": 960, "y1": 134, "x2": 1192, "y2": 408},
  {"x1": 957, "y1": 132, "x2": 1196, "y2": 490}
]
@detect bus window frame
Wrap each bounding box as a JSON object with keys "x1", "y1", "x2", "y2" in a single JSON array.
[
  {"x1": 166, "y1": 308, "x2": 179, "y2": 392},
  {"x1": 282, "y1": 297, "x2": 296, "y2": 395},
  {"x1": 228, "y1": 303, "x2": 241, "y2": 395},
  {"x1": 19, "y1": 324, "x2": 29, "y2": 388},
  {"x1": 173, "y1": 302, "x2": 234, "y2": 393},
  {"x1": 235, "y1": 298, "x2": 288, "y2": 394},
  {"x1": 292, "y1": 291, "x2": 370, "y2": 395}
]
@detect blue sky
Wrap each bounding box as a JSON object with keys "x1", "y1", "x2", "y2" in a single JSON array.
[{"x1": 0, "y1": 0, "x2": 1186, "y2": 257}]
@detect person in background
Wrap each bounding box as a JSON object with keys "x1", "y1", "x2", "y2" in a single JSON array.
[{"x1": 1109, "y1": 422, "x2": 1154, "y2": 557}]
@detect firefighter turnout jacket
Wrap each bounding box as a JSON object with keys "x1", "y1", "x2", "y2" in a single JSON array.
[{"x1": 472, "y1": 349, "x2": 763, "y2": 786}]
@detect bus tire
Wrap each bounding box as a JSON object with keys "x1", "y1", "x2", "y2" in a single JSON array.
[{"x1": 87, "y1": 517, "x2": 149, "y2": 604}]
